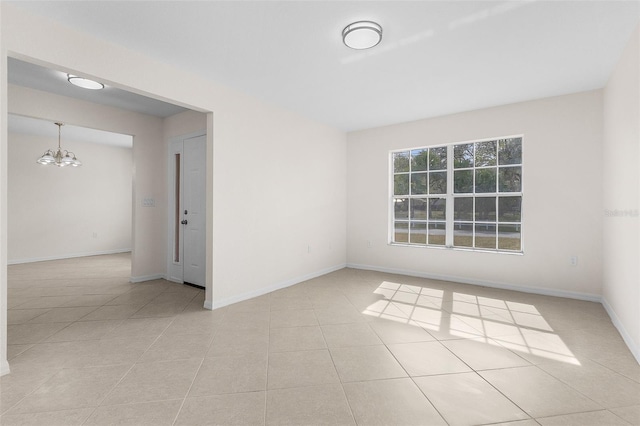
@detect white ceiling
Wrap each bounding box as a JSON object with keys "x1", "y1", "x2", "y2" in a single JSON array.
[
  {"x1": 8, "y1": 1, "x2": 640, "y2": 132},
  {"x1": 8, "y1": 58, "x2": 187, "y2": 118},
  {"x1": 9, "y1": 114, "x2": 133, "y2": 149}
]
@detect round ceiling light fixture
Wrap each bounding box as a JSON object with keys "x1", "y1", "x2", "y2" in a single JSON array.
[
  {"x1": 342, "y1": 21, "x2": 382, "y2": 50},
  {"x1": 67, "y1": 74, "x2": 104, "y2": 90}
]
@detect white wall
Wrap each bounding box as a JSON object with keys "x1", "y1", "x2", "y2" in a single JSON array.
[
  {"x1": 0, "y1": 4, "x2": 347, "y2": 373},
  {"x1": 602, "y1": 25, "x2": 639, "y2": 362},
  {"x1": 347, "y1": 90, "x2": 603, "y2": 300},
  {"x1": 8, "y1": 131, "x2": 132, "y2": 263},
  {"x1": 163, "y1": 110, "x2": 206, "y2": 140},
  {"x1": 0, "y1": 1, "x2": 8, "y2": 375}
]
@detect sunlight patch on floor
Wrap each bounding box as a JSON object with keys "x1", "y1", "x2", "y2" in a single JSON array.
[{"x1": 363, "y1": 281, "x2": 580, "y2": 365}]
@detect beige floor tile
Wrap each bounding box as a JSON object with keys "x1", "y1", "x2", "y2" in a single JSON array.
[
  {"x1": 13, "y1": 296, "x2": 77, "y2": 309},
  {"x1": 8, "y1": 340, "x2": 98, "y2": 370},
  {"x1": 609, "y1": 404, "x2": 640, "y2": 424},
  {"x1": 269, "y1": 286, "x2": 309, "y2": 300},
  {"x1": 269, "y1": 326, "x2": 326, "y2": 352},
  {"x1": 7, "y1": 309, "x2": 49, "y2": 324},
  {"x1": 218, "y1": 310, "x2": 270, "y2": 330},
  {"x1": 7, "y1": 365, "x2": 130, "y2": 414},
  {"x1": 590, "y1": 353, "x2": 640, "y2": 383},
  {"x1": 5, "y1": 255, "x2": 640, "y2": 426},
  {"x1": 487, "y1": 328, "x2": 579, "y2": 365},
  {"x1": 266, "y1": 384, "x2": 355, "y2": 425},
  {"x1": 181, "y1": 297, "x2": 210, "y2": 314},
  {"x1": 84, "y1": 399, "x2": 183, "y2": 426},
  {"x1": 270, "y1": 309, "x2": 318, "y2": 328},
  {"x1": 0, "y1": 365, "x2": 60, "y2": 414},
  {"x1": 443, "y1": 337, "x2": 531, "y2": 370},
  {"x1": 343, "y1": 378, "x2": 446, "y2": 426},
  {"x1": 189, "y1": 353, "x2": 267, "y2": 396},
  {"x1": 138, "y1": 333, "x2": 213, "y2": 363},
  {"x1": 480, "y1": 366, "x2": 602, "y2": 418},
  {"x1": 105, "y1": 291, "x2": 159, "y2": 306},
  {"x1": 129, "y1": 301, "x2": 190, "y2": 318},
  {"x1": 101, "y1": 359, "x2": 202, "y2": 405},
  {"x1": 314, "y1": 306, "x2": 366, "y2": 325},
  {"x1": 101, "y1": 317, "x2": 173, "y2": 340},
  {"x1": 62, "y1": 294, "x2": 117, "y2": 307},
  {"x1": 309, "y1": 293, "x2": 353, "y2": 310},
  {"x1": 362, "y1": 297, "x2": 418, "y2": 320},
  {"x1": 387, "y1": 341, "x2": 471, "y2": 376},
  {"x1": 10, "y1": 335, "x2": 152, "y2": 371},
  {"x1": 7, "y1": 297, "x2": 37, "y2": 309},
  {"x1": 175, "y1": 392, "x2": 266, "y2": 426},
  {"x1": 537, "y1": 409, "x2": 631, "y2": 425},
  {"x1": 208, "y1": 327, "x2": 269, "y2": 356},
  {"x1": 269, "y1": 296, "x2": 313, "y2": 311},
  {"x1": 0, "y1": 408, "x2": 94, "y2": 426},
  {"x1": 44, "y1": 320, "x2": 122, "y2": 342},
  {"x1": 367, "y1": 317, "x2": 435, "y2": 344},
  {"x1": 415, "y1": 372, "x2": 529, "y2": 426},
  {"x1": 162, "y1": 311, "x2": 225, "y2": 336},
  {"x1": 413, "y1": 310, "x2": 483, "y2": 340},
  {"x1": 6, "y1": 344, "x2": 33, "y2": 360},
  {"x1": 225, "y1": 296, "x2": 271, "y2": 313},
  {"x1": 1, "y1": 390, "x2": 28, "y2": 416},
  {"x1": 321, "y1": 322, "x2": 382, "y2": 348},
  {"x1": 7, "y1": 322, "x2": 71, "y2": 344},
  {"x1": 267, "y1": 349, "x2": 339, "y2": 389},
  {"x1": 81, "y1": 304, "x2": 145, "y2": 321},
  {"x1": 330, "y1": 345, "x2": 407, "y2": 382},
  {"x1": 489, "y1": 419, "x2": 540, "y2": 426},
  {"x1": 26, "y1": 306, "x2": 97, "y2": 323},
  {"x1": 151, "y1": 291, "x2": 198, "y2": 304},
  {"x1": 538, "y1": 359, "x2": 640, "y2": 408}
]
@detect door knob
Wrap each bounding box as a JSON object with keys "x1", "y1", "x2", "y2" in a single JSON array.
[{"x1": 181, "y1": 219, "x2": 188, "y2": 225}]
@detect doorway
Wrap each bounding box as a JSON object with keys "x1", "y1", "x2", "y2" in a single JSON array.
[
  {"x1": 167, "y1": 133, "x2": 206, "y2": 288},
  {"x1": 7, "y1": 115, "x2": 133, "y2": 265}
]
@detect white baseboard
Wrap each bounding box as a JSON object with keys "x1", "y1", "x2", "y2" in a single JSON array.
[
  {"x1": 0, "y1": 358, "x2": 10, "y2": 377},
  {"x1": 346, "y1": 262, "x2": 602, "y2": 302},
  {"x1": 602, "y1": 297, "x2": 640, "y2": 364},
  {"x1": 207, "y1": 263, "x2": 347, "y2": 310},
  {"x1": 8, "y1": 249, "x2": 132, "y2": 265},
  {"x1": 130, "y1": 274, "x2": 166, "y2": 283}
]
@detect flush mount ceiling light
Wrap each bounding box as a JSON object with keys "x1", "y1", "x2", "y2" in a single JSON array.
[
  {"x1": 67, "y1": 74, "x2": 104, "y2": 90},
  {"x1": 36, "y1": 122, "x2": 82, "y2": 167},
  {"x1": 342, "y1": 21, "x2": 382, "y2": 50}
]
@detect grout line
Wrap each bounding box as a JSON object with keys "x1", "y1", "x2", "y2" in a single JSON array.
[{"x1": 170, "y1": 357, "x2": 206, "y2": 426}]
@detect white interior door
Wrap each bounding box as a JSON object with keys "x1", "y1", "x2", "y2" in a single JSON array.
[{"x1": 168, "y1": 134, "x2": 206, "y2": 287}]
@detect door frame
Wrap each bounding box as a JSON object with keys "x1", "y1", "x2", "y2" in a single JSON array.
[{"x1": 167, "y1": 131, "x2": 206, "y2": 284}]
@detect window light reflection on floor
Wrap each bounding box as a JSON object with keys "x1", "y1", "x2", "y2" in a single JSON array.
[{"x1": 362, "y1": 281, "x2": 580, "y2": 366}]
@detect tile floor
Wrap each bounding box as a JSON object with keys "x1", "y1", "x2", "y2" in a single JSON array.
[{"x1": 1, "y1": 253, "x2": 639, "y2": 425}]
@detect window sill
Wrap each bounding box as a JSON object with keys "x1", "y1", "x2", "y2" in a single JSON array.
[{"x1": 388, "y1": 242, "x2": 524, "y2": 256}]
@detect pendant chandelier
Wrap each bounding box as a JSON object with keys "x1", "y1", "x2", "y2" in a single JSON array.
[{"x1": 36, "y1": 122, "x2": 82, "y2": 167}]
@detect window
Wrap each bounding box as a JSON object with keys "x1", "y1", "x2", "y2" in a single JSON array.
[{"x1": 391, "y1": 136, "x2": 522, "y2": 252}]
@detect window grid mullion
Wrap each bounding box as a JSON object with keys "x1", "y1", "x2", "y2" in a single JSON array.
[
  {"x1": 445, "y1": 144, "x2": 454, "y2": 247},
  {"x1": 391, "y1": 136, "x2": 522, "y2": 252}
]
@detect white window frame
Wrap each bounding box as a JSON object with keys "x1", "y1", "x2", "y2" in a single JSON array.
[{"x1": 389, "y1": 135, "x2": 524, "y2": 254}]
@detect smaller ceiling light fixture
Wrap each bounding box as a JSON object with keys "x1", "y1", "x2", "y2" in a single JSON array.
[
  {"x1": 67, "y1": 74, "x2": 104, "y2": 90},
  {"x1": 342, "y1": 20, "x2": 382, "y2": 50},
  {"x1": 37, "y1": 122, "x2": 82, "y2": 167}
]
